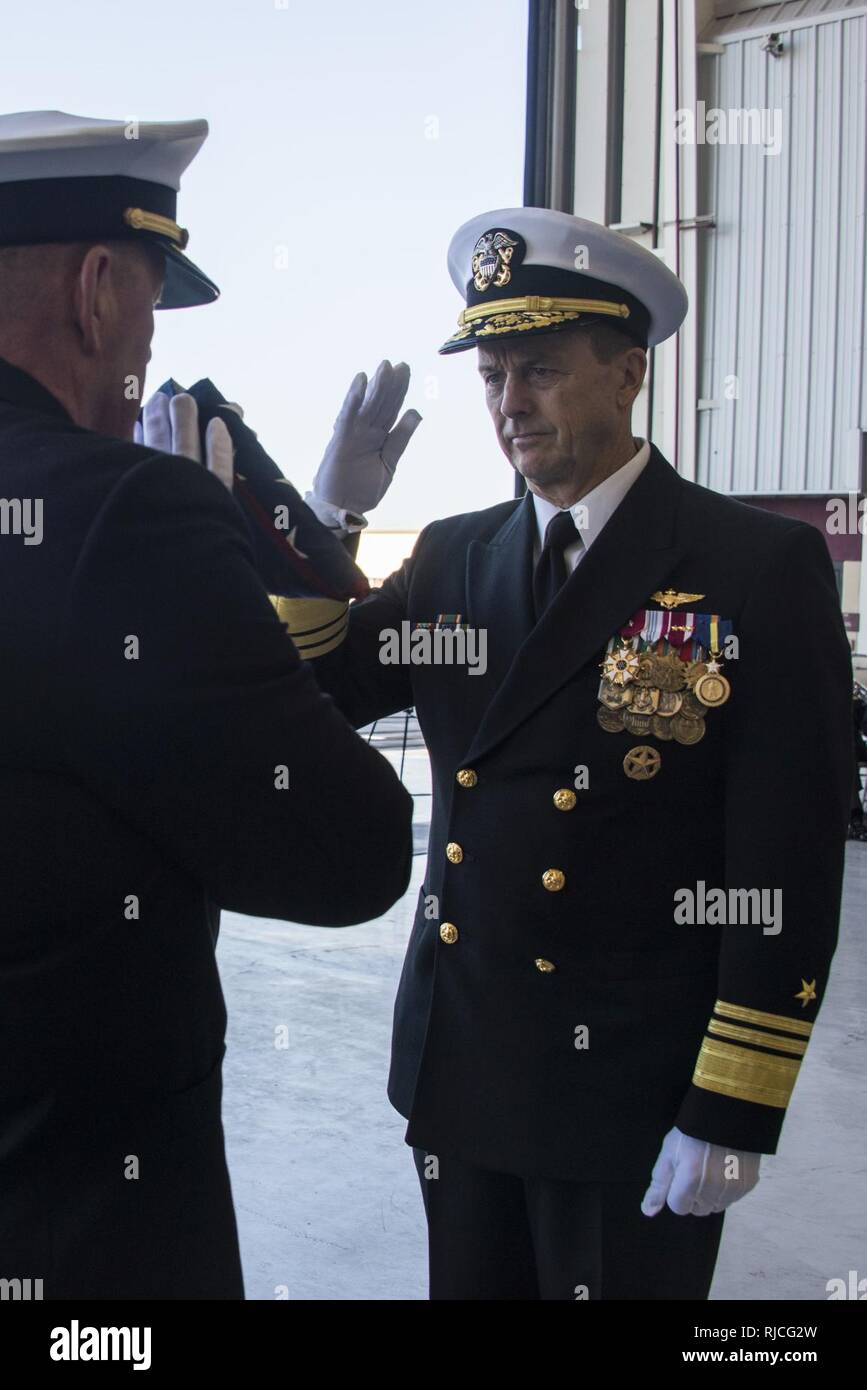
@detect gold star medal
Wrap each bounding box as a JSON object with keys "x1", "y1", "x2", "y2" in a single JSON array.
[{"x1": 623, "y1": 745, "x2": 662, "y2": 780}]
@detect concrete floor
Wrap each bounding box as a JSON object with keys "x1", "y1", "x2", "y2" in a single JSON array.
[{"x1": 219, "y1": 758, "x2": 867, "y2": 1300}]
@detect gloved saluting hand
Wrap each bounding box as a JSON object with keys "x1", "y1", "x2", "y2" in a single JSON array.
[
  {"x1": 641, "y1": 1126, "x2": 761, "y2": 1217},
  {"x1": 308, "y1": 359, "x2": 422, "y2": 527}
]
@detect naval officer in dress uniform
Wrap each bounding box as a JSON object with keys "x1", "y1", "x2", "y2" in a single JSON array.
[
  {"x1": 276, "y1": 207, "x2": 853, "y2": 1299},
  {"x1": 0, "y1": 111, "x2": 412, "y2": 1298}
]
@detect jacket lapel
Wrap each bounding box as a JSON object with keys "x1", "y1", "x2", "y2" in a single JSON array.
[
  {"x1": 464, "y1": 491, "x2": 537, "y2": 691},
  {"x1": 463, "y1": 449, "x2": 685, "y2": 762}
]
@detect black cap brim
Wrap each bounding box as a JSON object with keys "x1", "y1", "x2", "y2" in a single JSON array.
[{"x1": 155, "y1": 238, "x2": 219, "y2": 310}]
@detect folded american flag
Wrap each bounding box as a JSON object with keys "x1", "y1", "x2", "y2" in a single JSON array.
[{"x1": 157, "y1": 377, "x2": 369, "y2": 602}]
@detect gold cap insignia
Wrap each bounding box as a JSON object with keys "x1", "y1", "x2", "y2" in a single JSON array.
[
  {"x1": 472, "y1": 229, "x2": 520, "y2": 293},
  {"x1": 650, "y1": 589, "x2": 706, "y2": 610}
]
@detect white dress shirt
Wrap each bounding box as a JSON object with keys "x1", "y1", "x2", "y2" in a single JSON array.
[{"x1": 531, "y1": 438, "x2": 651, "y2": 573}]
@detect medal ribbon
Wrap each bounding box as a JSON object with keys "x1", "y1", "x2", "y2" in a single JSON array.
[
  {"x1": 643, "y1": 609, "x2": 666, "y2": 645},
  {"x1": 619, "y1": 609, "x2": 731, "y2": 650},
  {"x1": 667, "y1": 611, "x2": 695, "y2": 648},
  {"x1": 620, "y1": 610, "x2": 645, "y2": 639}
]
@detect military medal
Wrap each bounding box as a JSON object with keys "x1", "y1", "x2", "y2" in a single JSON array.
[
  {"x1": 651, "y1": 714, "x2": 674, "y2": 740},
  {"x1": 602, "y1": 643, "x2": 640, "y2": 686},
  {"x1": 598, "y1": 607, "x2": 732, "y2": 765},
  {"x1": 623, "y1": 709, "x2": 653, "y2": 735},
  {"x1": 694, "y1": 669, "x2": 731, "y2": 708},
  {"x1": 655, "y1": 690, "x2": 683, "y2": 717},
  {"x1": 642, "y1": 652, "x2": 686, "y2": 692},
  {"x1": 672, "y1": 713, "x2": 706, "y2": 745},
  {"x1": 630, "y1": 684, "x2": 660, "y2": 715},
  {"x1": 599, "y1": 680, "x2": 633, "y2": 710},
  {"x1": 597, "y1": 706, "x2": 626, "y2": 733},
  {"x1": 623, "y1": 745, "x2": 662, "y2": 780},
  {"x1": 692, "y1": 615, "x2": 731, "y2": 708},
  {"x1": 684, "y1": 659, "x2": 708, "y2": 689},
  {"x1": 680, "y1": 689, "x2": 706, "y2": 718}
]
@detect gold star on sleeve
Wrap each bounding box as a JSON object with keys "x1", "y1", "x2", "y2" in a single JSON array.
[{"x1": 794, "y1": 978, "x2": 817, "y2": 1008}]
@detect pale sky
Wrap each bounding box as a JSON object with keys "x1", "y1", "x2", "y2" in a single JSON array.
[{"x1": 2, "y1": 0, "x2": 528, "y2": 528}]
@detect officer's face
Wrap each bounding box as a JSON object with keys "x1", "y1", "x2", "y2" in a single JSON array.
[{"x1": 477, "y1": 330, "x2": 645, "y2": 500}]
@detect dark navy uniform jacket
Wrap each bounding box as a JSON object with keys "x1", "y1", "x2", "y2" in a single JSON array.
[
  {"x1": 284, "y1": 446, "x2": 852, "y2": 1183},
  {"x1": 0, "y1": 359, "x2": 413, "y2": 1298}
]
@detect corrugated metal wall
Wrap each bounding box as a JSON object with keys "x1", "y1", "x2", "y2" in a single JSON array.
[{"x1": 697, "y1": 5, "x2": 867, "y2": 494}]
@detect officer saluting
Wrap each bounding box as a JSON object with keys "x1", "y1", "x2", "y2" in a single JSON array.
[
  {"x1": 0, "y1": 112, "x2": 412, "y2": 1298},
  {"x1": 286, "y1": 207, "x2": 853, "y2": 1299}
]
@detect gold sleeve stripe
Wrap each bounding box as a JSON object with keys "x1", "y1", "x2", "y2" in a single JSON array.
[
  {"x1": 293, "y1": 624, "x2": 348, "y2": 659},
  {"x1": 708, "y1": 1018, "x2": 808, "y2": 1057},
  {"x1": 270, "y1": 596, "x2": 348, "y2": 635},
  {"x1": 269, "y1": 596, "x2": 348, "y2": 660},
  {"x1": 692, "y1": 1037, "x2": 801, "y2": 1109},
  {"x1": 714, "y1": 999, "x2": 813, "y2": 1039}
]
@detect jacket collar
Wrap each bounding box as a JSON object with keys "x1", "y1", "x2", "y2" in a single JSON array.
[
  {"x1": 0, "y1": 355, "x2": 73, "y2": 422},
  {"x1": 463, "y1": 445, "x2": 685, "y2": 763}
]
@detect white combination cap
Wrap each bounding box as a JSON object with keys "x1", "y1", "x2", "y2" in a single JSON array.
[
  {"x1": 0, "y1": 110, "x2": 217, "y2": 309},
  {"x1": 440, "y1": 206, "x2": 687, "y2": 353}
]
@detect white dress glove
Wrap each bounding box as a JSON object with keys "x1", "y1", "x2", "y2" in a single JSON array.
[
  {"x1": 309, "y1": 359, "x2": 421, "y2": 519},
  {"x1": 135, "y1": 390, "x2": 235, "y2": 492},
  {"x1": 641, "y1": 1126, "x2": 761, "y2": 1217}
]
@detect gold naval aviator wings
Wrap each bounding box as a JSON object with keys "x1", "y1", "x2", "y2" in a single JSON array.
[{"x1": 649, "y1": 589, "x2": 705, "y2": 610}]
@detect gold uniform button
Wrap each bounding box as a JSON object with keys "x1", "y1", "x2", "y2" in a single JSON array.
[
  {"x1": 542, "y1": 868, "x2": 566, "y2": 892},
  {"x1": 553, "y1": 788, "x2": 576, "y2": 811},
  {"x1": 440, "y1": 922, "x2": 459, "y2": 944},
  {"x1": 535, "y1": 958, "x2": 557, "y2": 973},
  {"x1": 446, "y1": 842, "x2": 464, "y2": 864},
  {"x1": 456, "y1": 768, "x2": 478, "y2": 788}
]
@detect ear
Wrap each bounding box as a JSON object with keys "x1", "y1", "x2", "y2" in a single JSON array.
[
  {"x1": 72, "y1": 245, "x2": 114, "y2": 357},
  {"x1": 618, "y1": 345, "x2": 647, "y2": 408}
]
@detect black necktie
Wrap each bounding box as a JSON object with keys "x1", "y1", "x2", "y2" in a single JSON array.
[{"x1": 533, "y1": 509, "x2": 578, "y2": 619}]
